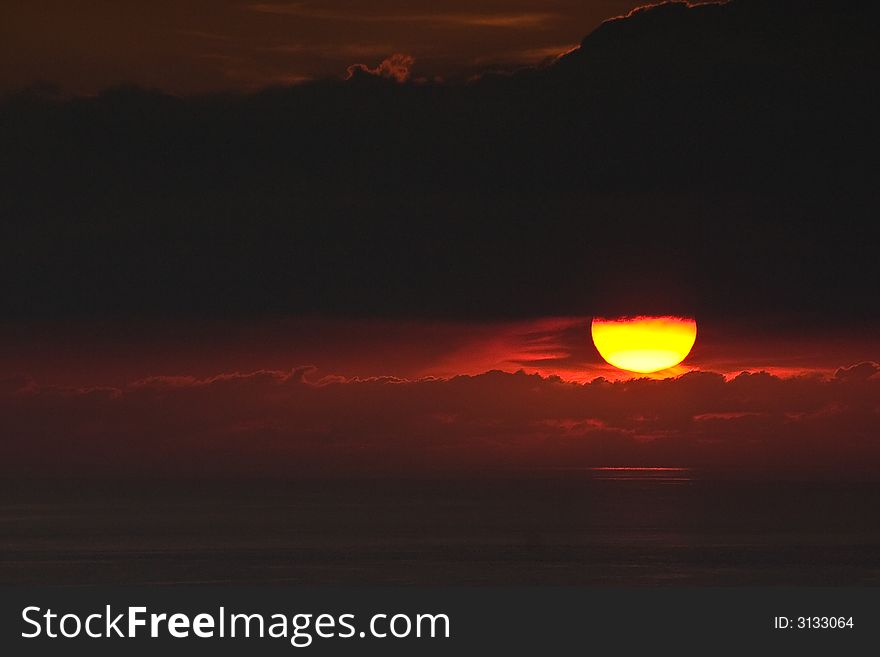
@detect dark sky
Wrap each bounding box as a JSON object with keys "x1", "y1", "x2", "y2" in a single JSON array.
[
  {"x1": 2, "y1": 0, "x2": 712, "y2": 94},
  {"x1": 1, "y1": 0, "x2": 879, "y2": 480},
  {"x1": 2, "y1": 0, "x2": 878, "y2": 325}
]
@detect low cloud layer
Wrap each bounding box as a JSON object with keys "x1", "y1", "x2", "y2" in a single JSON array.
[{"x1": 3, "y1": 363, "x2": 878, "y2": 478}]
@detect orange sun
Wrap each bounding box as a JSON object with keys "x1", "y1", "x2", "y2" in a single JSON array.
[{"x1": 591, "y1": 316, "x2": 697, "y2": 374}]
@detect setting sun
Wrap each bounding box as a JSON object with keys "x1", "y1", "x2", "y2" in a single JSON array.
[{"x1": 591, "y1": 316, "x2": 697, "y2": 373}]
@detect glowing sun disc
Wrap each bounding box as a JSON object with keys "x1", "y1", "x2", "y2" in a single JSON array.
[{"x1": 591, "y1": 316, "x2": 697, "y2": 373}]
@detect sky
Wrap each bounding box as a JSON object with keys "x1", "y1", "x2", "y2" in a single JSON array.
[
  {"x1": 1, "y1": 0, "x2": 878, "y2": 480},
  {"x1": 2, "y1": 0, "x2": 711, "y2": 94},
  {"x1": 1, "y1": 316, "x2": 878, "y2": 478},
  {"x1": 1, "y1": 316, "x2": 876, "y2": 387},
  {"x1": 3, "y1": 1, "x2": 876, "y2": 326}
]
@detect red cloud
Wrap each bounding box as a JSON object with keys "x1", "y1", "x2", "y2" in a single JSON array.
[
  {"x1": 346, "y1": 53, "x2": 415, "y2": 82},
  {"x1": 2, "y1": 364, "x2": 878, "y2": 479}
]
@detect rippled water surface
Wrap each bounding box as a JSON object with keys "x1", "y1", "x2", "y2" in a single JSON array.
[{"x1": 2, "y1": 471, "x2": 878, "y2": 585}]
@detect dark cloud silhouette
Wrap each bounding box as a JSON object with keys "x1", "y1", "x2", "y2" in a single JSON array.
[
  {"x1": 1, "y1": 0, "x2": 878, "y2": 323},
  {"x1": 2, "y1": 364, "x2": 878, "y2": 478},
  {"x1": 835, "y1": 361, "x2": 880, "y2": 382}
]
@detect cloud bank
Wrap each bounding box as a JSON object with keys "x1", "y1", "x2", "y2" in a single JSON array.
[
  {"x1": 3, "y1": 363, "x2": 878, "y2": 478},
  {"x1": 3, "y1": 1, "x2": 877, "y2": 323}
]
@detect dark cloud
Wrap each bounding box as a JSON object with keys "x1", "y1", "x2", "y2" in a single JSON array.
[
  {"x1": 835, "y1": 362, "x2": 880, "y2": 382},
  {"x1": 2, "y1": 364, "x2": 878, "y2": 478},
  {"x1": 1, "y1": 0, "x2": 878, "y2": 324}
]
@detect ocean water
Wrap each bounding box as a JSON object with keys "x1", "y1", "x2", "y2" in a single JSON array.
[{"x1": 2, "y1": 470, "x2": 879, "y2": 586}]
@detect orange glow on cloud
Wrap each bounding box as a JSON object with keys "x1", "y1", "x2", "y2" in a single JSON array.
[
  {"x1": 591, "y1": 316, "x2": 697, "y2": 374},
  {"x1": 2, "y1": 316, "x2": 873, "y2": 391}
]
